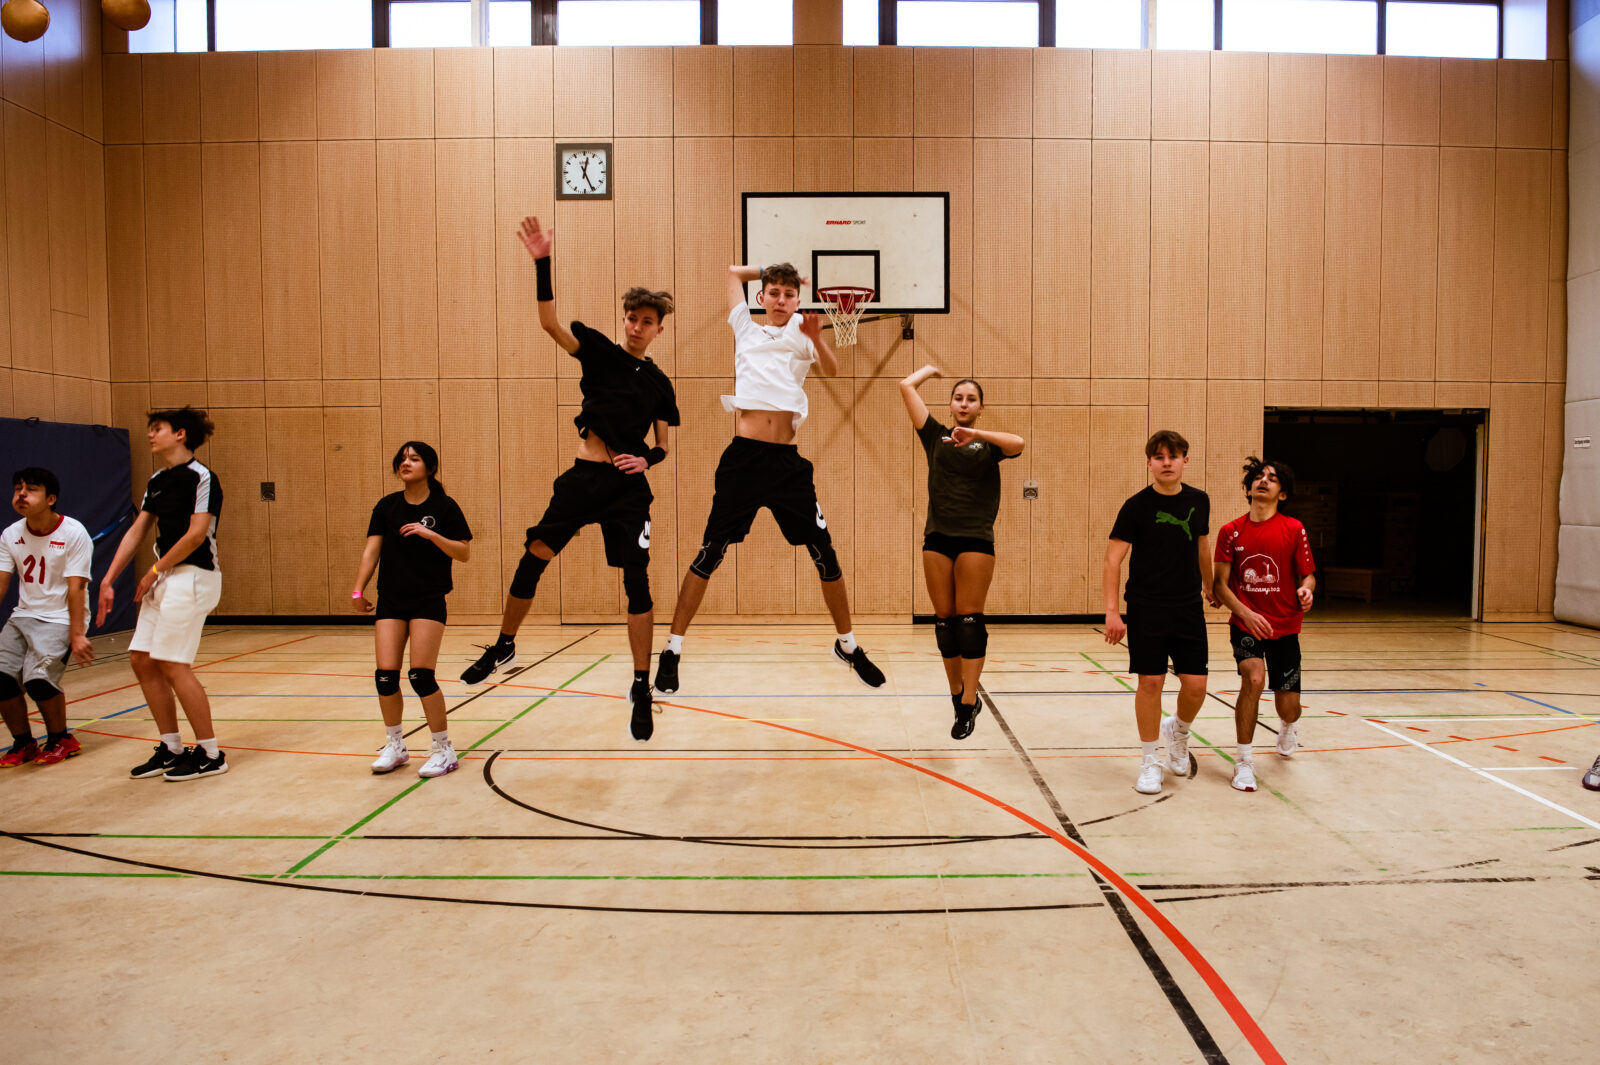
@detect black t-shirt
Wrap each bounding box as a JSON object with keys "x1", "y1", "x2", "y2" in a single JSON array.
[
  {"x1": 916, "y1": 415, "x2": 1011, "y2": 540},
  {"x1": 141, "y1": 460, "x2": 223, "y2": 571},
  {"x1": 570, "y1": 321, "x2": 680, "y2": 459},
  {"x1": 1110, "y1": 484, "x2": 1210, "y2": 609},
  {"x1": 367, "y1": 489, "x2": 473, "y2": 603}
]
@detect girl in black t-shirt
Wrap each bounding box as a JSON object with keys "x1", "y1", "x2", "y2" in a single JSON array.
[
  {"x1": 351, "y1": 442, "x2": 473, "y2": 779},
  {"x1": 898, "y1": 365, "x2": 1025, "y2": 740}
]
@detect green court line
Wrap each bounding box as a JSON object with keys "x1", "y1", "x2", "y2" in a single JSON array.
[
  {"x1": 1079, "y1": 651, "x2": 1134, "y2": 691},
  {"x1": 278, "y1": 656, "x2": 609, "y2": 877}
]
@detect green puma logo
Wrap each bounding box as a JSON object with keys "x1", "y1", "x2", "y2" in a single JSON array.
[{"x1": 1156, "y1": 507, "x2": 1195, "y2": 541}]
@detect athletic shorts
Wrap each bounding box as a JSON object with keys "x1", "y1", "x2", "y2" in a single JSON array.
[
  {"x1": 1125, "y1": 603, "x2": 1209, "y2": 677},
  {"x1": 921, "y1": 532, "x2": 995, "y2": 560},
  {"x1": 700, "y1": 436, "x2": 834, "y2": 549},
  {"x1": 375, "y1": 595, "x2": 448, "y2": 624},
  {"x1": 128, "y1": 565, "x2": 222, "y2": 665},
  {"x1": 0, "y1": 617, "x2": 70, "y2": 691},
  {"x1": 525, "y1": 460, "x2": 653, "y2": 570},
  {"x1": 1229, "y1": 627, "x2": 1302, "y2": 693}
]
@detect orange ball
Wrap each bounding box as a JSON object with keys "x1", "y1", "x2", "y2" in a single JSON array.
[
  {"x1": 1, "y1": 0, "x2": 50, "y2": 43},
  {"x1": 101, "y1": 0, "x2": 150, "y2": 32}
]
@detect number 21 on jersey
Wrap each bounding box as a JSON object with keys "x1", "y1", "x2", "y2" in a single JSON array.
[{"x1": 19, "y1": 555, "x2": 45, "y2": 584}]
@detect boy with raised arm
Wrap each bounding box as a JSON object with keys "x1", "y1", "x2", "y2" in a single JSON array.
[
  {"x1": 460, "y1": 217, "x2": 679, "y2": 743},
  {"x1": 653, "y1": 263, "x2": 886, "y2": 694}
]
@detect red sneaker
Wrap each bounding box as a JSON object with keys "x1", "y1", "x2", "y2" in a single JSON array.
[
  {"x1": 34, "y1": 734, "x2": 82, "y2": 765},
  {"x1": 0, "y1": 739, "x2": 39, "y2": 767}
]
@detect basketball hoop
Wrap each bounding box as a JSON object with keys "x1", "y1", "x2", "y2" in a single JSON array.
[{"x1": 814, "y1": 286, "x2": 875, "y2": 347}]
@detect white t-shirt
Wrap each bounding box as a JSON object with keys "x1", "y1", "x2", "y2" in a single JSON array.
[
  {"x1": 0, "y1": 515, "x2": 94, "y2": 625},
  {"x1": 720, "y1": 303, "x2": 817, "y2": 431}
]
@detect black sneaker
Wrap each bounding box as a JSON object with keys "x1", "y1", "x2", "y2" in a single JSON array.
[
  {"x1": 653, "y1": 649, "x2": 680, "y2": 695},
  {"x1": 629, "y1": 680, "x2": 654, "y2": 742},
  {"x1": 461, "y1": 641, "x2": 516, "y2": 685},
  {"x1": 130, "y1": 743, "x2": 181, "y2": 778},
  {"x1": 951, "y1": 700, "x2": 983, "y2": 741},
  {"x1": 163, "y1": 746, "x2": 228, "y2": 781},
  {"x1": 833, "y1": 641, "x2": 886, "y2": 688}
]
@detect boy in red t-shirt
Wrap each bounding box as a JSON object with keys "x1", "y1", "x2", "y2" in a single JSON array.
[{"x1": 1212, "y1": 457, "x2": 1317, "y2": 793}]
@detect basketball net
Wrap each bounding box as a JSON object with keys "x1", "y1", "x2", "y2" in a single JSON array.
[{"x1": 815, "y1": 286, "x2": 875, "y2": 347}]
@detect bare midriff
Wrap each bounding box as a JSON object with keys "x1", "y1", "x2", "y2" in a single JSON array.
[
  {"x1": 734, "y1": 408, "x2": 796, "y2": 445},
  {"x1": 576, "y1": 432, "x2": 620, "y2": 463}
]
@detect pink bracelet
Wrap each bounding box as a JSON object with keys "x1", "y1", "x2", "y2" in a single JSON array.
[{"x1": 352, "y1": 591, "x2": 364, "y2": 599}]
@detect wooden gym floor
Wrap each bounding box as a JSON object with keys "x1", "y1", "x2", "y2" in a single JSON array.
[{"x1": 3, "y1": 619, "x2": 1598, "y2": 1064}]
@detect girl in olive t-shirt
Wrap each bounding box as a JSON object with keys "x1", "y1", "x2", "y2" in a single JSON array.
[{"x1": 897, "y1": 365, "x2": 1026, "y2": 741}]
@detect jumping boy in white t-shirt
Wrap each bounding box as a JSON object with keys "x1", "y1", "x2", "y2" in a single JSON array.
[
  {"x1": 653, "y1": 262, "x2": 886, "y2": 694},
  {"x1": 0, "y1": 467, "x2": 95, "y2": 768}
]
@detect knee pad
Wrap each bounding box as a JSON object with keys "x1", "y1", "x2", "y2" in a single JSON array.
[
  {"x1": 509, "y1": 551, "x2": 550, "y2": 600},
  {"x1": 958, "y1": 613, "x2": 988, "y2": 659},
  {"x1": 806, "y1": 542, "x2": 842, "y2": 582},
  {"x1": 622, "y1": 566, "x2": 653, "y2": 615},
  {"x1": 933, "y1": 617, "x2": 960, "y2": 659},
  {"x1": 23, "y1": 678, "x2": 61, "y2": 703},
  {"x1": 374, "y1": 669, "x2": 401, "y2": 697},
  {"x1": 0, "y1": 673, "x2": 20, "y2": 700},
  {"x1": 689, "y1": 539, "x2": 730, "y2": 579},
  {"x1": 407, "y1": 668, "x2": 439, "y2": 697}
]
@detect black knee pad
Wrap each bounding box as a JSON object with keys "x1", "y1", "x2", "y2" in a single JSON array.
[
  {"x1": 0, "y1": 673, "x2": 20, "y2": 700},
  {"x1": 622, "y1": 566, "x2": 653, "y2": 615},
  {"x1": 807, "y1": 542, "x2": 842, "y2": 582},
  {"x1": 689, "y1": 539, "x2": 730, "y2": 579},
  {"x1": 374, "y1": 669, "x2": 401, "y2": 696},
  {"x1": 509, "y1": 551, "x2": 550, "y2": 600},
  {"x1": 408, "y1": 668, "x2": 439, "y2": 697},
  {"x1": 23, "y1": 678, "x2": 61, "y2": 703},
  {"x1": 958, "y1": 613, "x2": 988, "y2": 659},
  {"x1": 933, "y1": 616, "x2": 960, "y2": 659}
]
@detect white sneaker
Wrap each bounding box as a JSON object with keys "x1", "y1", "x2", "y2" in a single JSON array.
[
  {"x1": 1231, "y1": 759, "x2": 1257, "y2": 792},
  {"x1": 1135, "y1": 753, "x2": 1164, "y2": 794},
  {"x1": 418, "y1": 739, "x2": 459, "y2": 778},
  {"x1": 1276, "y1": 722, "x2": 1299, "y2": 757},
  {"x1": 370, "y1": 737, "x2": 410, "y2": 774},
  {"x1": 1161, "y1": 716, "x2": 1191, "y2": 776}
]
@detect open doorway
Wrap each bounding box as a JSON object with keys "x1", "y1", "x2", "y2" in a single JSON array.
[{"x1": 1262, "y1": 409, "x2": 1485, "y2": 618}]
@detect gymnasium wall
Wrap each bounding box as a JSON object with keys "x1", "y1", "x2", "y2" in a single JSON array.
[
  {"x1": 94, "y1": 44, "x2": 1570, "y2": 623},
  {"x1": 1556, "y1": 1, "x2": 1600, "y2": 626},
  {"x1": 0, "y1": 0, "x2": 112, "y2": 430}
]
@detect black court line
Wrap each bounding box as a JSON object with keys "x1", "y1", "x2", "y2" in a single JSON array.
[
  {"x1": 1548, "y1": 836, "x2": 1600, "y2": 851},
  {"x1": 978, "y1": 687, "x2": 1231, "y2": 1065},
  {"x1": 1458, "y1": 626, "x2": 1600, "y2": 665},
  {"x1": 402, "y1": 629, "x2": 599, "y2": 740},
  {"x1": 1205, "y1": 691, "x2": 1279, "y2": 736}
]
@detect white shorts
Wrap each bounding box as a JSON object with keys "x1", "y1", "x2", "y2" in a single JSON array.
[{"x1": 128, "y1": 565, "x2": 222, "y2": 664}]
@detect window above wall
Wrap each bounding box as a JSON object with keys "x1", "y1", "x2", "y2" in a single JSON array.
[
  {"x1": 555, "y1": 0, "x2": 700, "y2": 45},
  {"x1": 897, "y1": 1, "x2": 1041, "y2": 47}
]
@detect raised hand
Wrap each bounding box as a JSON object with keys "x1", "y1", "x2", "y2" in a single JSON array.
[
  {"x1": 518, "y1": 216, "x2": 554, "y2": 259},
  {"x1": 948, "y1": 426, "x2": 978, "y2": 446},
  {"x1": 797, "y1": 311, "x2": 823, "y2": 340}
]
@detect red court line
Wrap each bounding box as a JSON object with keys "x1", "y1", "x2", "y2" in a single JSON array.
[
  {"x1": 66, "y1": 635, "x2": 320, "y2": 706},
  {"x1": 1494, "y1": 745, "x2": 1519, "y2": 752},
  {"x1": 1539, "y1": 755, "x2": 1567, "y2": 764}
]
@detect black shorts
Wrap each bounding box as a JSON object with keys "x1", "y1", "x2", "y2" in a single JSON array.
[
  {"x1": 921, "y1": 532, "x2": 995, "y2": 560},
  {"x1": 375, "y1": 596, "x2": 448, "y2": 624},
  {"x1": 526, "y1": 460, "x2": 653, "y2": 569},
  {"x1": 1229, "y1": 627, "x2": 1303, "y2": 693},
  {"x1": 1126, "y1": 604, "x2": 1209, "y2": 677},
  {"x1": 700, "y1": 437, "x2": 834, "y2": 549}
]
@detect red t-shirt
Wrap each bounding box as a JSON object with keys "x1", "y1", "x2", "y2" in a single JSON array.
[{"x1": 1214, "y1": 512, "x2": 1317, "y2": 637}]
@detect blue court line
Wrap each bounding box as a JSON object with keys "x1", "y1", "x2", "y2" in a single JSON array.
[{"x1": 1505, "y1": 691, "x2": 1577, "y2": 715}]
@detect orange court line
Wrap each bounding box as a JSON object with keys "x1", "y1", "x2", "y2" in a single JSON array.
[{"x1": 65, "y1": 635, "x2": 320, "y2": 706}]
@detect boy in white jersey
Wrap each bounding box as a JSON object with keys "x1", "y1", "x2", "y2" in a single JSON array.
[
  {"x1": 0, "y1": 467, "x2": 95, "y2": 768},
  {"x1": 654, "y1": 262, "x2": 886, "y2": 694}
]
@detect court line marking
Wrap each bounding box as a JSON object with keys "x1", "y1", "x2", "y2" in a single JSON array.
[{"x1": 1363, "y1": 721, "x2": 1600, "y2": 832}]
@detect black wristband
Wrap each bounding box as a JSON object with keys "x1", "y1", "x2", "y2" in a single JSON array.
[
  {"x1": 645, "y1": 447, "x2": 666, "y2": 467},
  {"x1": 535, "y1": 256, "x2": 554, "y2": 302}
]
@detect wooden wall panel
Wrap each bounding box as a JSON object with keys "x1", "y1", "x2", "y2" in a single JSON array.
[
  {"x1": 375, "y1": 47, "x2": 434, "y2": 140},
  {"x1": 673, "y1": 137, "x2": 734, "y2": 377},
  {"x1": 1092, "y1": 50, "x2": 1150, "y2": 140},
  {"x1": 1383, "y1": 57, "x2": 1440, "y2": 145},
  {"x1": 495, "y1": 380, "x2": 561, "y2": 620},
  {"x1": 45, "y1": 124, "x2": 89, "y2": 319},
  {"x1": 1207, "y1": 142, "x2": 1266, "y2": 378},
  {"x1": 200, "y1": 142, "x2": 263, "y2": 381},
  {"x1": 1325, "y1": 55, "x2": 1382, "y2": 143},
  {"x1": 439, "y1": 380, "x2": 503, "y2": 614},
  {"x1": 1496, "y1": 60, "x2": 1552, "y2": 148},
  {"x1": 675, "y1": 47, "x2": 733, "y2": 137},
  {"x1": 1491, "y1": 149, "x2": 1550, "y2": 381},
  {"x1": 437, "y1": 139, "x2": 497, "y2": 380},
  {"x1": 493, "y1": 137, "x2": 557, "y2": 377},
  {"x1": 981, "y1": 403, "x2": 1030, "y2": 613},
  {"x1": 1205, "y1": 380, "x2": 1264, "y2": 505},
  {"x1": 796, "y1": 377, "x2": 854, "y2": 613},
  {"x1": 914, "y1": 49, "x2": 972, "y2": 138},
  {"x1": 52, "y1": 375, "x2": 93, "y2": 423},
  {"x1": 105, "y1": 146, "x2": 148, "y2": 381},
  {"x1": 1150, "y1": 140, "x2": 1208, "y2": 380},
  {"x1": 1483, "y1": 382, "x2": 1545, "y2": 613},
  {"x1": 1090, "y1": 140, "x2": 1149, "y2": 377},
  {"x1": 794, "y1": 136, "x2": 853, "y2": 190},
  {"x1": 143, "y1": 143, "x2": 205, "y2": 380},
  {"x1": 554, "y1": 48, "x2": 612, "y2": 138},
  {"x1": 315, "y1": 51, "x2": 375, "y2": 140},
  {"x1": 916, "y1": 137, "x2": 973, "y2": 370},
  {"x1": 1323, "y1": 144, "x2": 1381, "y2": 380},
  {"x1": 260, "y1": 141, "x2": 322, "y2": 380},
  {"x1": 1088, "y1": 406, "x2": 1149, "y2": 612},
  {"x1": 973, "y1": 138, "x2": 1030, "y2": 378},
  {"x1": 551, "y1": 195, "x2": 615, "y2": 377},
  {"x1": 1268, "y1": 54, "x2": 1324, "y2": 142},
  {"x1": 494, "y1": 47, "x2": 553, "y2": 138},
  {"x1": 974, "y1": 49, "x2": 1031, "y2": 138},
  {"x1": 377, "y1": 139, "x2": 439, "y2": 379},
  {"x1": 614, "y1": 47, "x2": 672, "y2": 137},
  {"x1": 1151, "y1": 51, "x2": 1208, "y2": 141},
  {"x1": 266, "y1": 407, "x2": 329, "y2": 613},
  {"x1": 733, "y1": 48, "x2": 793, "y2": 137},
  {"x1": 674, "y1": 379, "x2": 737, "y2": 616},
  {"x1": 258, "y1": 52, "x2": 317, "y2": 141},
  {"x1": 1210, "y1": 51, "x2": 1267, "y2": 141},
  {"x1": 1027, "y1": 405, "x2": 1089, "y2": 611},
  {"x1": 1439, "y1": 59, "x2": 1496, "y2": 146},
  {"x1": 102, "y1": 54, "x2": 143, "y2": 143},
  {"x1": 323, "y1": 406, "x2": 387, "y2": 614},
  {"x1": 1032, "y1": 46, "x2": 1090, "y2": 138},
  {"x1": 793, "y1": 47, "x2": 852, "y2": 137},
  {"x1": 1435, "y1": 147, "x2": 1494, "y2": 381},
  {"x1": 1537, "y1": 382, "x2": 1562, "y2": 613},
  {"x1": 85, "y1": 139, "x2": 110, "y2": 380},
  {"x1": 854, "y1": 48, "x2": 913, "y2": 137},
  {"x1": 0, "y1": 124, "x2": 9, "y2": 372},
  {"x1": 434, "y1": 48, "x2": 493, "y2": 139},
  {"x1": 206, "y1": 408, "x2": 272, "y2": 614},
  {"x1": 318, "y1": 140, "x2": 380, "y2": 379},
  {"x1": 199, "y1": 52, "x2": 258, "y2": 142},
  {"x1": 141, "y1": 54, "x2": 200, "y2": 143},
  {"x1": 41, "y1": 0, "x2": 84, "y2": 132},
  {"x1": 1030, "y1": 138, "x2": 1088, "y2": 378},
  {"x1": 5, "y1": 104, "x2": 51, "y2": 372},
  {"x1": 1378, "y1": 145, "x2": 1439, "y2": 381},
  {"x1": 851, "y1": 380, "x2": 912, "y2": 614},
  {"x1": 1266, "y1": 143, "x2": 1324, "y2": 380},
  {"x1": 614, "y1": 138, "x2": 677, "y2": 372},
  {"x1": 1148, "y1": 379, "x2": 1207, "y2": 489},
  {"x1": 849, "y1": 138, "x2": 912, "y2": 377}
]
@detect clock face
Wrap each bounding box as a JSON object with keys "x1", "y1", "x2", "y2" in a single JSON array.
[{"x1": 561, "y1": 149, "x2": 608, "y2": 196}]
